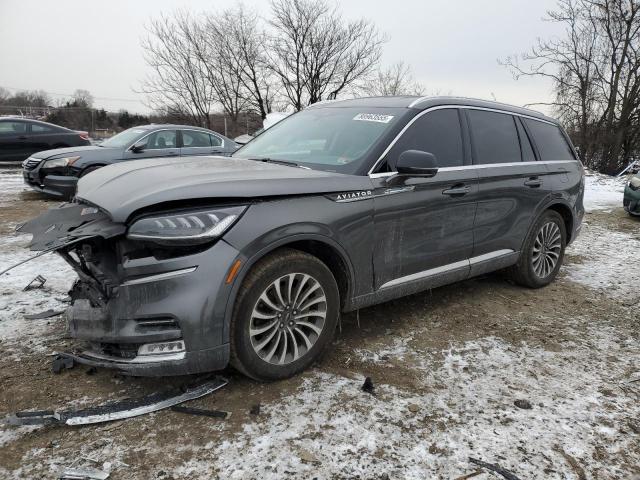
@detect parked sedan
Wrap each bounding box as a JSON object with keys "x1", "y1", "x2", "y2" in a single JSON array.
[
  {"x1": 22, "y1": 124, "x2": 239, "y2": 198},
  {"x1": 0, "y1": 118, "x2": 89, "y2": 162}
]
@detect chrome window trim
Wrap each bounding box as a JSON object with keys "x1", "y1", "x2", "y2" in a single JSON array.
[
  {"x1": 181, "y1": 129, "x2": 224, "y2": 148},
  {"x1": 379, "y1": 249, "x2": 515, "y2": 290},
  {"x1": 368, "y1": 159, "x2": 579, "y2": 179},
  {"x1": 368, "y1": 105, "x2": 561, "y2": 175}
]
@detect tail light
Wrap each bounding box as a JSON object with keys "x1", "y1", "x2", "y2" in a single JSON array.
[{"x1": 77, "y1": 131, "x2": 90, "y2": 140}]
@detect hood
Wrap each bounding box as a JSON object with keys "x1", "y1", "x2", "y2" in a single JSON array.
[
  {"x1": 32, "y1": 145, "x2": 119, "y2": 161},
  {"x1": 77, "y1": 156, "x2": 373, "y2": 222}
]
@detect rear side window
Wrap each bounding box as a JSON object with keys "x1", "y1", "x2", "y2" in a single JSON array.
[
  {"x1": 386, "y1": 109, "x2": 464, "y2": 168},
  {"x1": 468, "y1": 110, "x2": 520, "y2": 164},
  {"x1": 182, "y1": 130, "x2": 211, "y2": 147},
  {"x1": 209, "y1": 134, "x2": 222, "y2": 147},
  {"x1": 523, "y1": 119, "x2": 575, "y2": 160},
  {"x1": 31, "y1": 123, "x2": 55, "y2": 133}
]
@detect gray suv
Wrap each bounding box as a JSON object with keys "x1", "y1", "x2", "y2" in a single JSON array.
[{"x1": 20, "y1": 96, "x2": 584, "y2": 381}]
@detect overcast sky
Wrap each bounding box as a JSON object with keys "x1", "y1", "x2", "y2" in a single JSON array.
[{"x1": 0, "y1": 0, "x2": 564, "y2": 115}]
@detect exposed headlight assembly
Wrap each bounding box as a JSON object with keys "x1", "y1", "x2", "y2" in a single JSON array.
[
  {"x1": 127, "y1": 206, "x2": 246, "y2": 245},
  {"x1": 43, "y1": 156, "x2": 81, "y2": 168},
  {"x1": 629, "y1": 176, "x2": 640, "y2": 191}
]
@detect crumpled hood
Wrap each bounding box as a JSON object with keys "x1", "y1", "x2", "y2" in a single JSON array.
[
  {"x1": 77, "y1": 156, "x2": 373, "y2": 222},
  {"x1": 32, "y1": 145, "x2": 119, "y2": 161}
]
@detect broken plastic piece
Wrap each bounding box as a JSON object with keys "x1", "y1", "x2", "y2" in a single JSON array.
[
  {"x1": 170, "y1": 405, "x2": 231, "y2": 419},
  {"x1": 24, "y1": 309, "x2": 65, "y2": 320},
  {"x1": 52, "y1": 355, "x2": 75, "y2": 374},
  {"x1": 5, "y1": 376, "x2": 227, "y2": 426},
  {"x1": 59, "y1": 466, "x2": 110, "y2": 479},
  {"x1": 23, "y1": 274, "x2": 46, "y2": 291},
  {"x1": 361, "y1": 376, "x2": 375, "y2": 395},
  {"x1": 468, "y1": 457, "x2": 521, "y2": 480}
]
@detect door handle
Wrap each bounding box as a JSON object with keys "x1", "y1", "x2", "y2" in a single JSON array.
[
  {"x1": 524, "y1": 177, "x2": 542, "y2": 188},
  {"x1": 442, "y1": 185, "x2": 471, "y2": 196},
  {"x1": 167, "y1": 152, "x2": 178, "y2": 156}
]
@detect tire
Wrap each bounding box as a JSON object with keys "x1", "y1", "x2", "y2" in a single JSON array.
[
  {"x1": 509, "y1": 210, "x2": 567, "y2": 288},
  {"x1": 230, "y1": 248, "x2": 340, "y2": 381},
  {"x1": 80, "y1": 165, "x2": 103, "y2": 178}
]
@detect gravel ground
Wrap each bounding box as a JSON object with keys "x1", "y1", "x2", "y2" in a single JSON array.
[{"x1": 0, "y1": 167, "x2": 638, "y2": 479}]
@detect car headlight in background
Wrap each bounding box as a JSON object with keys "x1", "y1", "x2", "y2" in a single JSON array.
[
  {"x1": 43, "y1": 156, "x2": 81, "y2": 168},
  {"x1": 127, "y1": 206, "x2": 247, "y2": 245},
  {"x1": 629, "y1": 176, "x2": 640, "y2": 191}
]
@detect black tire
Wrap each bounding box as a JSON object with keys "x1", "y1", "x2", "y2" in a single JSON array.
[
  {"x1": 230, "y1": 248, "x2": 340, "y2": 381},
  {"x1": 79, "y1": 165, "x2": 103, "y2": 178},
  {"x1": 508, "y1": 210, "x2": 567, "y2": 288}
]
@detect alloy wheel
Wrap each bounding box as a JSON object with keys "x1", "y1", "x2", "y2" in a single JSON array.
[
  {"x1": 531, "y1": 221, "x2": 562, "y2": 278},
  {"x1": 249, "y1": 273, "x2": 327, "y2": 365}
]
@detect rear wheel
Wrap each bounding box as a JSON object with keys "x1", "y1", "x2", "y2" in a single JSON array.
[
  {"x1": 509, "y1": 210, "x2": 566, "y2": 288},
  {"x1": 230, "y1": 249, "x2": 339, "y2": 381}
]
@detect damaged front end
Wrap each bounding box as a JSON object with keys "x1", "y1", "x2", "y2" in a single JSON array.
[{"x1": 16, "y1": 202, "x2": 236, "y2": 376}]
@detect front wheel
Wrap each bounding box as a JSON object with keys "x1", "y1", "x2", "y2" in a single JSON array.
[
  {"x1": 230, "y1": 249, "x2": 340, "y2": 381},
  {"x1": 509, "y1": 210, "x2": 567, "y2": 288}
]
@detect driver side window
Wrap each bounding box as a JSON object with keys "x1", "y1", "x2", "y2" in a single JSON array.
[
  {"x1": 382, "y1": 109, "x2": 464, "y2": 171},
  {"x1": 145, "y1": 130, "x2": 177, "y2": 150}
]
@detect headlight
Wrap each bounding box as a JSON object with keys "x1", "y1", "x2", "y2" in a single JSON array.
[
  {"x1": 629, "y1": 176, "x2": 640, "y2": 190},
  {"x1": 43, "y1": 156, "x2": 81, "y2": 168},
  {"x1": 127, "y1": 206, "x2": 246, "y2": 245}
]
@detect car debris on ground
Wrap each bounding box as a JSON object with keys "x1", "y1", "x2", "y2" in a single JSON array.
[
  {"x1": 5, "y1": 376, "x2": 227, "y2": 426},
  {"x1": 170, "y1": 405, "x2": 231, "y2": 419},
  {"x1": 23, "y1": 274, "x2": 46, "y2": 291},
  {"x1": 24, "y1": 309, "x2": 65, "y2": 320},
  {"x1": 361, "y1": 376, "x2": 375, "y2": 395},
  {"x1": 58, "y1": 466, "x2": 110, "y2": 480},
  {"x1": 468, "y1": 457, "x2": 522, "y2": 480}
]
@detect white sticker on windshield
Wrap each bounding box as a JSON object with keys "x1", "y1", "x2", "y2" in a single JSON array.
[{"x1": 353, "y1": 113, "x2": 395, "y2": 124}]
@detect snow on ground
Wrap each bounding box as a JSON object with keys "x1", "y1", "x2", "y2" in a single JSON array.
[
  {"x1": 176, "y1": 324, "x2": 638, "y2": 479},
  {"x1": 0, "y1": 231, "x2": 74, "y2": 357},
  {"x1": 583, "y1": 169, "x2": 627, "y2": 212}
]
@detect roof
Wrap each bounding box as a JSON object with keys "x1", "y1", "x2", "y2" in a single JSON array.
[{"x1": 308, "y1": 95, "x2": 555, "y2": 123}]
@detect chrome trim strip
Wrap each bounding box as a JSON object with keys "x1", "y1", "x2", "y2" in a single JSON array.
[
  {"x1": 469, "y1": 249, "x2": 515, "y2": 264},
  {"x1": 368, "y1": 160, "x2": 578, "y2": 178},
  {"x1": 368, "y1": 104, "x2": 561, "y2": 175},
  {"x1": 80, "y1": 349, "x2": 186, "y2": 364},
  {"x1": 122, "y1": 267, "x2": 197, "y2": 286},
  {"x1": 379, "y1": 249, "x2": 515, "y2": 290}
]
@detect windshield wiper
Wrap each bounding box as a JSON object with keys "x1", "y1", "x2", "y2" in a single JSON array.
[{"x1": 246, "y1": 157, "x2": 309, "y2": 169}]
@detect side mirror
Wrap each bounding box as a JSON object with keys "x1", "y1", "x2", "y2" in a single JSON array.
[
  {"x1": 395, "y1": 150, "x2": 438, "y2": 177},
  {"x1": 131, "y1": 141, "x2": 146, "y2": 153}
]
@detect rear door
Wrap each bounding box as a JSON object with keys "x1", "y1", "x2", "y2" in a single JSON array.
[
  {"x1": 179, "y1": 130, "x2": 226, "y2": 156},
  {"x1": 466, "y1": 109, "x2": 550, "y2": 266},
  {"x1": 371, "y1": 108, "x2": 479, "y2": 291},
  {"x1": 26, "y1": 121, "x2": 58, "y2": 156},
  {"x1": 0, "y1": 120, "x2": 29, "y2": 161}
]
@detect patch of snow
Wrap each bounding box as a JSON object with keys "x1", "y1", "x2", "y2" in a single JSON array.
[
  {"x1": 173, "y1": 325, "x2": 638, "y2": 480},
  {"x1": 583, "y1": 170, "x2": 627, "y2": 212},
  {"x1": 354, "y1": 332, "x2": 413, "y2": 363},
  {"x1": 564, "y1": 221, "x2": 640, "y2": 298}
]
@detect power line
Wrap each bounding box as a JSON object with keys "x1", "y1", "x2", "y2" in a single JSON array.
[{"x1": 0, "y1": 85, "x2": 143, "y2": 104}]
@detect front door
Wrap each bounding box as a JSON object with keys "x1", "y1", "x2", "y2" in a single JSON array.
[
  {"x1": 123, "y1": 129, "x2": 179, "y2": 161},
  {"x1": 371, "y1": 108, "x2": 478, "y2": 291}
]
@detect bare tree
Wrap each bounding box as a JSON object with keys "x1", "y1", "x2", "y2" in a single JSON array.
[
  {"x1": 268, "y1": 0, "x2": 386, "y2": 110},
  {"x1": 73, "y1": 89, "x2": 94, "y2": 108},
  {"x1": 502, "y1": 0, "x2": 640, "y2": 173},
  {"x1": 363, "y1": 62, "x2": 426, "y2": 96},
  {"x1": 140, "y1": 11, "x2": 216, "y2": 128}
]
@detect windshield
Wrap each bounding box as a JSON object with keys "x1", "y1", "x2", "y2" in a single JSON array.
[
  {"x1": 101, "y1": 127, "x2": 148, "y2": 148},
  {"x1": 233, "y1": 107, "x2": 405, "y2": 174}
]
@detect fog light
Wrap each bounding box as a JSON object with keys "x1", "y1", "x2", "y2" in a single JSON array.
[{"x1": 138, "y1": 341, "x2": 185, "y2": 356}]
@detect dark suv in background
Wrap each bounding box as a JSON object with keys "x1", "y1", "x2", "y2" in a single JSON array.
[
  {"x1": 0, "y1": 117, "x2": 90, "y2": 162},
  {"x1": 22, "y1": 124, "x2": 239, "y2": 198},
  {"x1": 21, "y1": 96, "x2": 584, "y2": 381}
]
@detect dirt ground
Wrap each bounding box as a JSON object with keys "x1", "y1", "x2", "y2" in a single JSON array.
[{"x1": 0, "y1": 167, "x2": 638, "y2": 479}]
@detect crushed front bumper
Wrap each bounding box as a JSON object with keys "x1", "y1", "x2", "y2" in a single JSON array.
[
  {"x1": 18, "y1": 203, "x2": 241, "y2": 376},
  {"x1": 23, "y1": 167, "x2": 78, "y2": 198}
]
